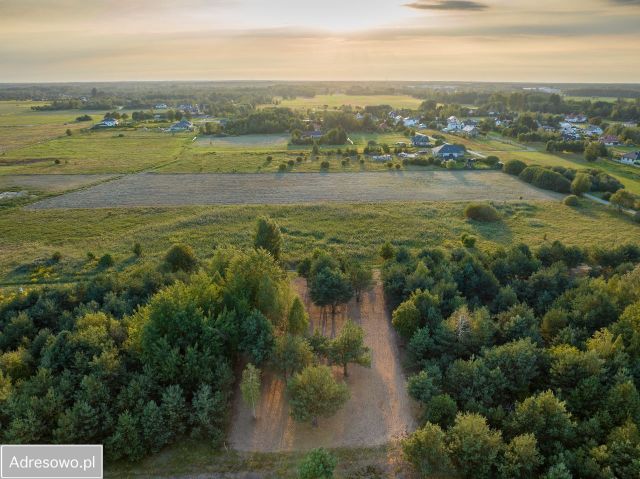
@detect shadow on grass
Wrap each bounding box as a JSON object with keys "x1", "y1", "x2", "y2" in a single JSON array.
[{"x1": 467, "y1": 218, "x2": 514, "y2": 245}]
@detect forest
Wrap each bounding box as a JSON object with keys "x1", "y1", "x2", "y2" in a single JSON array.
[{"x1": 382, "y1": 240, "x2": 640, "y2": 478}]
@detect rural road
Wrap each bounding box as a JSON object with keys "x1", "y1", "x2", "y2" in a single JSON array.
[{"x1": 26, "y1": 171, "x2": 562, "y2": 209}]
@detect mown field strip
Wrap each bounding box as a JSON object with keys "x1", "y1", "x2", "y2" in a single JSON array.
[{"x1": 27, "y1": 171, "x2": 562, "y2": 209}]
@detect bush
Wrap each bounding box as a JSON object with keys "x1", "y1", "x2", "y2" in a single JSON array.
[
  {"x1": 320, "y1": 161, "x2": 330, "y2": 170},
  {"x1": 633, "y1": 211, "x2": 640, "y2": 223},
  {"x1": 133, "y1": 242, "x2": 142, "y2": 257},
  {"x1": 503, "y1": 159, "x2": 527, "y2": 176},
  {"x1": 519, "y1": 166, "x2": 571, "y2": 193},
  {"x1": 563, "y1": 195, "x2": 579, "y2": 207},
  {"x1": 266, "y1": 156, "x2": 272, "y2": 162},
  {"x1": 380, "y1": 242, "x2": 395, "y2": 260},
  {"x1": 571, "y1": 173, "x2": 591, "y2": 196},
  {"x1": 460, "y1": 233, "x2": 477, "y2": 248},
  {"x1": 395, "y1": 163, "x2": 401, "y2": 170},
  {"x1": 50, "y1": 251, "x2": 62, "y2": 263},
  {"x1": 98, "y1": 254, "x2": 115, "y2": 268},
  {"x1": 610, "y1": 189, "x2": 637, "y2": 209},
  {"x1": 483, "y1": 155, "x2": 500, "y2": 167},
  {"x1": 278, "y1": 163, "x2": 287, "y2": 172},
  {"x1": 164, "y1": 244, "x2": 197, "y2": 272},
  {"x1": 287, "y1": 159, "x2": 295, "y2": 167},
  {"x1": 298, "y1": 448, "x2": 337, "y2": 479},
  {"x1": 65, "y1": 129, "x2": 72, "y2": 136},
  {"x1": 463, "y1": 203, "x2": 500, "y2": 222}
]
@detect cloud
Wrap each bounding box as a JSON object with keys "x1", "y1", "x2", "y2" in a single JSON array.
[
  {"x1": 404, "y1": 0, "x2": 488, "y2": 11},
  {"x1": 610, "y1": 0, "x2": 640, "y2": 5}
]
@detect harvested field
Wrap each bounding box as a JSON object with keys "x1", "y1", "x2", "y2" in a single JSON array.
[
  {"x1": 228, "y1": 275, "x2": 418, "y2": 452},
  {"x1": 0, "y1": 174, "x2": 116, "y2": 193},
  {"x1": 28, "y1": 171, "x2": 561, "y2": 209},
  {"x1": 195, "y1": 134, "x2": 290, "y2": 148}
]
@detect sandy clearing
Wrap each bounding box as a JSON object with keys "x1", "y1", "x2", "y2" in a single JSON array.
[
  {"x1": 227, "y1": 276, "x2": 418, "y2": 452},
  {"x1": 28, "y1": 171, "x2": 562, "y2": 209},
  {"x1": 0, "y1": 174, "x2": 116, "y2": 193}
]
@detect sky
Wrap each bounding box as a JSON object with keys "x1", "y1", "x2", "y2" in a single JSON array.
[{"x1": 0, "y1": 0, "x2": 639, "y2": 83}]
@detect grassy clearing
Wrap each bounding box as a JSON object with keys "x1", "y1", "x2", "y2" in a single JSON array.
[
  {"x1": 0, "y1": 130, "x2": 190, "y2": 174},
  {"x1": 106, "y1": 441, "x2": 433, "y2": 478},
  {"x1": 276, "y1": 94, "x2": 423, "y2": 110},
  {"x1": 0, "y1": 101, "x2": 140, "y2": 153},
  {"x1": 1, "y1": 199, "x2": 637, "y2": 286}
]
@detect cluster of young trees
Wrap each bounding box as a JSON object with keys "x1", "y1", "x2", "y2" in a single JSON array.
[
  {"x1": 507, "y1": 163, "x2": 623, "y2": 196},
  {"x1": 225, "y1": 107, "x2": 304, "y2": 135},
  {"x1": 380, "y1": 240, "x2": 640, "y2": 478}
]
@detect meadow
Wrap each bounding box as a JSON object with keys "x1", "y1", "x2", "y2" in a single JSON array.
[
  {"x1": 1, "y1": 130, "x2": 190, "y2": 174},
  {"x1": 1, "y1": 199, "x2": 637, "y2": 287}
]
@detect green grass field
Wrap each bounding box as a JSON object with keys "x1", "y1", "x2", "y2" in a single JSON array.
[
  {"x1": 1, "y1": 130, "x2": 190, "y2": 174},
  {"x1": 276, "y1": 94, "x2": 423, "y2": 110},
  {"x1": 1, "y1": 199, "x2": 637, "y2": 286}
]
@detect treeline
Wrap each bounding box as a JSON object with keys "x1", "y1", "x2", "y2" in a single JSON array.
[
  {"x1": 223, "y1": 107, "x2": 304, "y2": 135},
  {"x1": 381, "y1": 240, "x2": 640, "y2": 478},
  {"x1": 419, "y1": 90, "x2": 640, "y2": 121},
  {"x1": 503, "y1": 161, "x2": 623, "y2": 195}
]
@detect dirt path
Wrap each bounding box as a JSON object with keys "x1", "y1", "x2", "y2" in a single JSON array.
[
  {"x1": 227, "y1": 276, "x2": 418, "y2": 452},
  {"x1": 27, "y1": 171, "x2": 561, "y2": 209}
]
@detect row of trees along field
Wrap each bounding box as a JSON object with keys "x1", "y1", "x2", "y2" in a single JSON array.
[
  {"x1": 381, "y1": 239, "x2": 640, "y2": 478},
  {"x1": 0, "y1": 217, "x2": 373, "y2": 462}
]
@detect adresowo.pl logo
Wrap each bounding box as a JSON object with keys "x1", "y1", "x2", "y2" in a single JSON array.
[{"x1": 1, "y1": 445, "x2": 102, "y2": 479}]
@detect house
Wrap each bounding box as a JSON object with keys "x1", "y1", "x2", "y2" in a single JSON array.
[
  {"x1": 177, "y1": 104, "x2": 200, "y2": 115},
  {"x1": 432, "y1": 144, "x2": 466, "y2": 159},
  {"x1": 402, "y1": 117, "x2": 419, "y2": 127},
  {"x1": 619, "y1": 151, "x2": 640, "y2": 167},
  {"x1": 600, "y1": 135, "x2": 621, "y2": 146},
  {"x1": 154, "y1": 103, "x2": 168, "y2": 110},
  {"x1": 565, "y1": 114, "x2": 587, "y2": 123},
  {"x1": 398, "y1": 152, "x2": 417, "y2": 159},
  {"x1": 462, "y1": 125, "x2": 480, "y2": 138},
  {"x1": 303, "y1": 130, "x2": 323, "y2": 140},
  {"x1": 585, "y1": 125, "x2": 603, "y2": 137},
  {"x1": 93, "y1": 118, "x2": 118, "y2": 128},
  {"x1": 169, "y1": 119, "x2": 194, "y2": 132},
  {"x1": 412, "y1": 133, "x2": 431, "y2": 147},
  {"x1": 444, "y1": 116, "x2": 463, "y2": 132}
]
